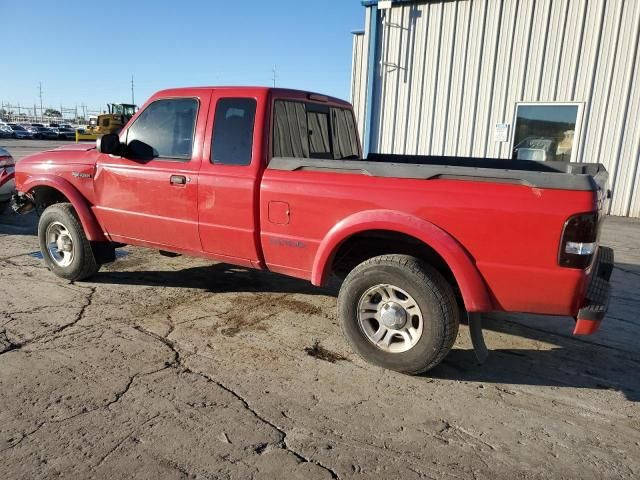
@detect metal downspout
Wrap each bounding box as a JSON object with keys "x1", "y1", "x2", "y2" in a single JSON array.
[{"x1": 363, "y1": 4, "x2": 379, "y2": 158}]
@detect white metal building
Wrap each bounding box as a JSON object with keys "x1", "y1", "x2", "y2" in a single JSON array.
[{"x1": 351, "y1": 0, "x2": 640, "y2": 217}]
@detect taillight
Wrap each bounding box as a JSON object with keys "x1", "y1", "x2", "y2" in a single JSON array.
[
  {"x1": 559, "y1": 213, "x2": 598, "y2": 269},
  {"x1": 0, "y1": 155, "x2": 14, "y2": 167}
]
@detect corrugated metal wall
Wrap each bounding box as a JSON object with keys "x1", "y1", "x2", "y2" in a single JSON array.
[{"x1": 352, "y1": 0, "x2": 640, "y2": 217}]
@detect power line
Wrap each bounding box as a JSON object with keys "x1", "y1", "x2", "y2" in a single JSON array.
[{"x1": 38, "y1": 82, "x2": 43, "y2": 120}]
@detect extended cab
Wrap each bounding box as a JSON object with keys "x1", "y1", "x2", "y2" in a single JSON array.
[{"x1": 12, "y1": 87, "x2": 614, "y2": 374}]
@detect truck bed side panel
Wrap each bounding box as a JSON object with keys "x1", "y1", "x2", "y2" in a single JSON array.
[{"x1": 260, "y1": 168, "x2": 596, "y2": 315}]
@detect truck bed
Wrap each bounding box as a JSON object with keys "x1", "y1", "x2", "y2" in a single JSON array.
[{"x1": 269, "y1": 154, "x2": 609, "y2": 191}]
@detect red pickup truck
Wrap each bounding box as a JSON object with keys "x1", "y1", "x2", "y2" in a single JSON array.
[{"x1": 12, "y1": 87, "x2": 614, "y2": 374}]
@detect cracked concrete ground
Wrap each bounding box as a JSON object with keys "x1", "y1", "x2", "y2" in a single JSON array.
[{"x1": 0, "y1": 142, "x2": 639, "y2": 479}]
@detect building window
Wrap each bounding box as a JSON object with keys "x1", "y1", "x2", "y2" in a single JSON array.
[{"x1": 512, "y1": 104, "x2": 581, "y2": 162}]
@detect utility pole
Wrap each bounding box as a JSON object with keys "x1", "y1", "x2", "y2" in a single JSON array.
[
  {"x1": 38, "y1": 82, "x2": 43, "y2": 120},
  {"x1": 272, "y1": 66, "x2": 277, "y2": 88},
  {"x1": 130, "y1": 75, "x2": 135, "y2": 105}
]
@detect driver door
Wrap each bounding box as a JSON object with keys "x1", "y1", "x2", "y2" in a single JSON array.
[{"x1": 93, "y1": 94, "x2": 209, "y2": 252}]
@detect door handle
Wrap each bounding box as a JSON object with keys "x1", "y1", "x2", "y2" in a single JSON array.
[{"x1": 170, "y1": 175, "x2": 188, "y2": 186}]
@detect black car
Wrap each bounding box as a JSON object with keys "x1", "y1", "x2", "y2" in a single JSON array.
[
  {"x1": 56, "y1": 127, "x2": 76, "y2": 140},
  {"x1": 31, "y1": 126, "x2": 58, "y2": 139}
]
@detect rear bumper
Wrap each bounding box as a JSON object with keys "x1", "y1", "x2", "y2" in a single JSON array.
[{"x1": 573, "y1": 246, "x2": 614, "y2": 335}]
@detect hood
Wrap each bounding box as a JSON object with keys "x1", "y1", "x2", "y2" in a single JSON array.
[{"x1": 17, "y1": 145, "x2": 99, "y2": 169}]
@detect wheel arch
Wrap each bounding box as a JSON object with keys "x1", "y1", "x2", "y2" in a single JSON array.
[
  {"x1": 311, "y1": 210, "x2": 493, "y2": 312},
  {"x1": 23, "y1": 176, "x2": 107, "y2": 242}
]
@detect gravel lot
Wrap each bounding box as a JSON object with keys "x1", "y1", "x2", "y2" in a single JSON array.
[{"x1": 1, "y1": 139, "x2": 639, "y2": 479}]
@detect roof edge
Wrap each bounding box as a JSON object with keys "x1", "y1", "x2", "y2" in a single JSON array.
[{"x1": 361, "y1": 0, "x2": 421, "y2": 6}]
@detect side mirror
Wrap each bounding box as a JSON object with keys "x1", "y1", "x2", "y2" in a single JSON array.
[
  {"x1": 97, "y1": 133, "x2": 122, "y2": 155},
  {"x1": 126, "y1": 139, "x2": 156, "y2": 162}
]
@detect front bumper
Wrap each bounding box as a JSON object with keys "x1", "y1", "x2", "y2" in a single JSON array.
[{"x1": 573, "y1": 246, "x2": 614, "y2": 335}]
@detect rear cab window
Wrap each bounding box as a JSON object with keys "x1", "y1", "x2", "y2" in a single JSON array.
[{"x1": 272, "y1": 100, "x2": 360, "y2": 160}]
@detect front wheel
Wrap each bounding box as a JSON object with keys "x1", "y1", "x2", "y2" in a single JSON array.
[
  {"x1": 38, "y1": 203, "x2": 100, "y2": 281},
  {"x1": 338, "y1": 254, "x2": 460, "y2": 375}
]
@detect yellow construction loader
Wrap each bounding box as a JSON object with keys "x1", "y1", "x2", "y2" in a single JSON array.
[{"x1": 76, "y1": 103, "x2": 137, "y2": 142}]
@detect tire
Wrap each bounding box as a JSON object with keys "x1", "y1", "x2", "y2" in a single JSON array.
[
  {"x1": 338, "y1": 254, "x2": 459, "y2": 375},
  {"x1": 38, "y1": 203, "x2": 100, "y2": 281}
]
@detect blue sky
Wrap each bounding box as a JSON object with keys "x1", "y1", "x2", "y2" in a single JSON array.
[{"x1": 2, "y1": 1, "x2": 364, "y2": 112}]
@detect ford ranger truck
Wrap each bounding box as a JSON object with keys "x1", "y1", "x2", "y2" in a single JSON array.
[{"x1": 12, "y1": 87, "x2": 614, "y2": 374}]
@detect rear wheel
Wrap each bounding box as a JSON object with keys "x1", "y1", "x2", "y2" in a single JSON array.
[
  {"x1": 338, "y1": 254, "x2": 459, "y2": 374},
  {"x1": 38, "y1": 203, "x2": 100, "y2": 281}
]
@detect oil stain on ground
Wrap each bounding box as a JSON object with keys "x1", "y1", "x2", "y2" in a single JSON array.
[
  {"x1": 219, "y1": 294, "x2": 324, "y2": 338},
  {"x1": 304, "y1": 340, "x2": 347, "y2": 363}
]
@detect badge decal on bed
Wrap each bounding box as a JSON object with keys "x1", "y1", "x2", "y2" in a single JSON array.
[{"x1": 72, "y1": 171, "x2": 93, "y2": 179}]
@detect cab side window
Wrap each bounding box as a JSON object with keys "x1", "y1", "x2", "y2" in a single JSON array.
[
  {"x1": 126, "y1": 98, "x2": 198, "y2": 161},
  {"x1": 211, "y1": 98, "x2": 257, "y2": 166}
]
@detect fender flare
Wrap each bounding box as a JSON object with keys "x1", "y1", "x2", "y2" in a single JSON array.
[
  {"x1": 311, "y1": 210, "x2": 493, "y2": 312},
  {"x1": 22, "y1": 175, "x2": 107, "y2": 242}
]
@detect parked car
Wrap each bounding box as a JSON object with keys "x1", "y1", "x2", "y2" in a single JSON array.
[
  {"x1": 24, "y1": 126, "x2": 40, "y2": 136},
  {"x1": 0, "y1": 146, "x2": 15, "y2": 204},
  {"x1": 27, "y1": 126, "x2": 48, "y2": 139},
  {"x1": 10, "y1": 86, "x2": 614, "y2": 375},
  {"x1": 30, "y1": 126, "x2": 58, "y2": 139},
  {"x1": 7, "y1": 124, "x2": 34, "y2": 139},
  {"x1": 0, "y1": 124, "x2": 13, "y2": 138},
  {"x1": 43, "y1": 128, "x2": 60, "y2": 139},
  {"x1": 56, "y1": 127, "x2": 76, "y2": 140},
  {"x1": 30, "y1": 123, "x2": 45, "y2": 128}
]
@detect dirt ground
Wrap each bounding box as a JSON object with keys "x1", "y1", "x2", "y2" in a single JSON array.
[{"x1": 0, "y1": 139, "x2": 639, "y2": 479}]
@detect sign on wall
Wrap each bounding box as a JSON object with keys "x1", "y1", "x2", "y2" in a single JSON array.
[{"x1": 494, "y1": 123, "x2": 510, "y2": 143}]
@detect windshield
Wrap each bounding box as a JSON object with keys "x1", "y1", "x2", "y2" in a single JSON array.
[{"x1": 110, "y1": 104, "x2": 136, "y2": 116}]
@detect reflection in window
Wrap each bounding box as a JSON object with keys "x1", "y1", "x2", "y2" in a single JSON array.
[
  {"x1": 273, "y1": 101, "x2": 309, "y2": 158},
  {"x1": 308, "y1": 111, "x2": 330, "y2": 155},
  {"x1": 332, "y1": 108, "x2": 360, "y2": 159},
  {"x1": 127, "y1": 98, "x2": 198, "y2": 160},
  {"x1": 211, "y1": 98, "x2": 257, "y2": 166},
  {"x1": 272, "y1": 100, "x2": 360, "y2": 160},
  {"x1": 512, "y1": 104, "x2": 579, "y2": 162}
]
